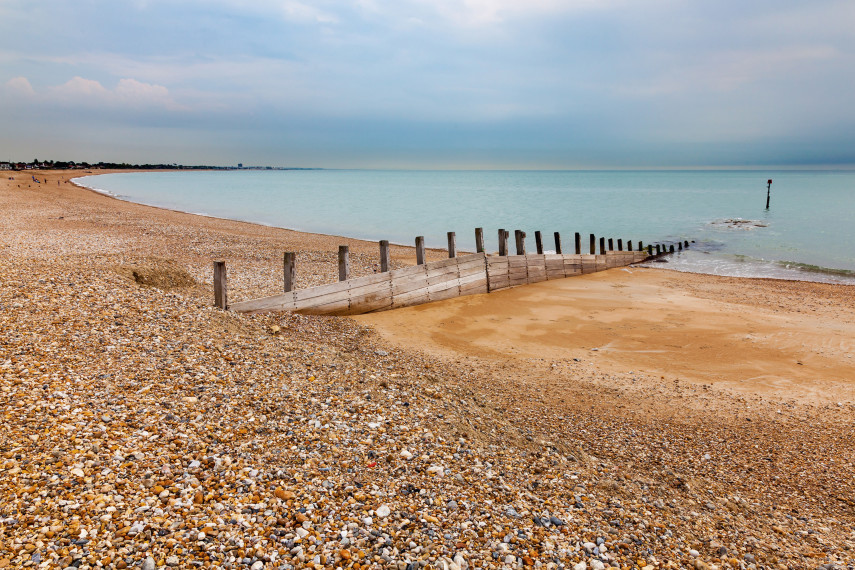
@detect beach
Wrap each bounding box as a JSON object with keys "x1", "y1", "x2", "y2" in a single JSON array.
[{"x1": 2, "y1": 170, "x2": 854, "y2": 569}]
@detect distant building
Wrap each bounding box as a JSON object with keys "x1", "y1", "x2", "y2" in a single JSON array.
[
  {"x1": 0, "y1": 162, "x2": 11, "y2": 170},
  {"x1": 238, "y1": 163, "x2": 243, "y2": 169}
]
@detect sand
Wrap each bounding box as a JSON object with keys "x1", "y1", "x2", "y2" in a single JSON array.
[
  {"x1": 357, "y1": 268, "x2": 855, "y2": 406},
  {"x1": 2, "y1": 169, "x2": 854, "y2": 569}
]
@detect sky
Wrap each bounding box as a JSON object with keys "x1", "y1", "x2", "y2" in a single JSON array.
[{"x1": 1, "y1": 0, "x2": 854, "y2": 169}]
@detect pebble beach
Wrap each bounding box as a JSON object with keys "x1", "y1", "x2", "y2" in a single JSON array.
[{"x1": 1, "y1": 171, "x2": 854, "y2": 570}]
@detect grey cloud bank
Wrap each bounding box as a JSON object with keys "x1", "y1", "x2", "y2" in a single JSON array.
[{"x1": 1, "y1": 0, "x2": 854, "y2": 168}]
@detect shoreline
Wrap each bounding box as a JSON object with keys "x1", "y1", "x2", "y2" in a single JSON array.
[
  {"x1": 70, "y1": 169, "x2": 855, "y2": 286},
  {"x1": 3, "y1": 169, "x2": 855, "y2": 568}
]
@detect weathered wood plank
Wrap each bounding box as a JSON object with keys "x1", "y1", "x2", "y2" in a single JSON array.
[
  {"x1": 415, "y1": 236, "x2": 425, "y2": 265},
  {"x1": 346, "y1": 270, "x2": 393, "y2": 289},
  {"x1": 475, "y1": 227, "x2": 484, "y2": 253},
  {"x1": 379, "y1": 240, "x2": 390, "y2": 272},
  {"x1": 283, "y1": 252, "x2": 296, "y2": 293},
  {"x1": 348, "y1": 279, "x2": 392, "y2": 300},
  {"x1": 293, "y1": 279, "x2": 351, "y2": 302},
  {"x1": 213, "y1": 261, "x2": 227, "y2": 310},
  {"x1": 294, "y1": 290, "x2": 351, "y2": 311},
  {"x1": 429, "y1": 286, "x2": 459, "y2": 302},
  {"x1": 230, "y1": 292, "x2": 297, "y2": 314},
  {"x1": 392, "y1": 288, "x2": 431, "y2": 307},
  {"x1": 391, "y1": 276, "x2": 431, "y2": 296},
  {"x1": 297, "y1": 297, "x2": 351, "y2": 315},
  {"x1": 345, "y1": 297, "x2": 393, "y2": 315},
  {"x1": 459, "y1": 281, "x2": 488, "y2": 296},
  {"x1": 389, "y1": 264, "x2": 427, "y2": 279},
  {"x1": 338, "y1": 245, "x2": 350, "y2": 281}
]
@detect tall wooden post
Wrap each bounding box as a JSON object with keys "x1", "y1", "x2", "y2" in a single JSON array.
[
  {"x1": 515, "y1": 231, "x2": 526, "y2": 255},
  {"x1": 656, "y1": 244, "x2": 661, "y2": 255},
  {"x1": 599, "y1": 237, "x2": 606, "y2": 255},
  {"x1": 475, "y1": 228, "x2": 484, "y2": 254},
  {"x1": 554, "y1": 232, "x2": 562, "y2": 254},
  {"x1": 213, "y1": 261, "x2": 227, "y2": 310},
  {"x1": 589, "y1": 234, "x2": 596, "y2": 255},
  {"x1": 498, "y1": 229, "x2": 507, "y2": 256},
  {"x1": 617, "y1": 239, "x2": 623, "y2": 251},
  {"x1": 535, "y1": 231, "x2": 544, "y2": 254},
  {"x1": 338, "y1": 245, "x2": 350, "y2": 281},
  {"x1": 670, "y1": 244, "x2": 675, "y2": 253},
  {"x1": 678, "y1": 242, "x2": 683, "y2": 251},
  {"x1": 574, "y1": 232, "x2": 581, "y2": 255},
  {"x1": 627, "y1": 241, "x2": 632, "y2": 252},
  {"x1": 415, "y1": 236, "x2": 426, "y2": 265},
  {"x1": 608, "y1": 238, "x2": 614, "y2": 251},
  {"x1": 684, "y1": 240, "x2": 689, "y2": 248},
  {"x1": 648, "y1": 244, "x2": 653, "y2": 255},
  {"x1": 638, "y1": 241, "x2": 644, "y2": 252},
  {"x1": 766, "y1": 179, "x2": 772, "y2": 209},
  {"x1": 379, "y1": 240, "x2": 391, "y2": 272},
  {"x1": 447, "y1": 232, "x2": 457, "y2": 258},
  {"x1": 283, "y1": 252, "x2": 296, "y2": 292}
]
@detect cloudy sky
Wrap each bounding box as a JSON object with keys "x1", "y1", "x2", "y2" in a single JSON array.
[{"x1": 1, "y1": 0, "x2": 854, "y2": 168}]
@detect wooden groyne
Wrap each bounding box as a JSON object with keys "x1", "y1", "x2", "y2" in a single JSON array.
[{"x1": 219, "y1": 230, "x2": 686, "y2": 316}]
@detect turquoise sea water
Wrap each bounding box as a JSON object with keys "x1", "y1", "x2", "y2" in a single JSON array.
[{"x1": 74, "y1": 170, "x2": 855, "y2": 284}]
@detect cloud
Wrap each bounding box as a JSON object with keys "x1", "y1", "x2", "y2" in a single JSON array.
[
  {"x1": 4, "y1": 76, "x2": 35, "y2": 97},
  {"x1": 47, "y1": 76, "x2": 183, "y2": 110}
]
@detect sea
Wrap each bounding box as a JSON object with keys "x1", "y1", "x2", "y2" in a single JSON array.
[{"x1": 73, "y1": 169, "x2": 855, "y2": 285}]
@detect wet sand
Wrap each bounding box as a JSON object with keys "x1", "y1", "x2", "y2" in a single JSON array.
[{"x1": 357, "y1": 267, "x2": 855, "y2": 405}]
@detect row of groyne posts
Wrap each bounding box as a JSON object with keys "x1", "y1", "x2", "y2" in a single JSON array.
[{"x1": 213, "y1": 228, "x2": 690, "y2": 311}]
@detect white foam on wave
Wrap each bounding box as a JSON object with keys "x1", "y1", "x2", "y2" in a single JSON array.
[
  {"x1": 641, "y1": 250, "x2": 855, "y2": 285},
  {"x1": 71, "y1": 176, "x2": 116, "y2": 197}
]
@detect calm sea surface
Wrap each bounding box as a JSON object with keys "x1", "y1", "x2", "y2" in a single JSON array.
[{"x1": 74, "y1": 170, "x2": 855, "y2": 284}]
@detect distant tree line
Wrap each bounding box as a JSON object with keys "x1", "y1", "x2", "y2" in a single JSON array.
[{"x1": 0, "y1": 159, "x2": 234, "y2": 171}]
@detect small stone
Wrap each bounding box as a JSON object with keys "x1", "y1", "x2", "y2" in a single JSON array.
[
  {"x1": 251, "y1": 562, "x2": 264, "y2": 570},
  {"x1": 376, "y1": 505, "x2": 391, "y2": 517},
  {"x1": 590, "y1": 560, "x2": 605, "y2": 570},
  {"x1": 166, "y1": 556, "x2": 179, "y2": 567},
  {"x1": 689, "y1": 549, "x2": 699, "y2": 558},
  {"x1": 400, "y1": 449, "x2": 413, "y2": 460},
  {"x1": 574, "y1": 562, "x2": 587, "y2": 570}
]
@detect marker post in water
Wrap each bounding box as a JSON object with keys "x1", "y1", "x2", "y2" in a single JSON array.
[{"x1": 766, "y1": 179, "x2": 772, "y2": 209}]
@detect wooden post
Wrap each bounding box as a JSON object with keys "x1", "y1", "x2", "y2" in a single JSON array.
[
  {"x1": 639, "y1": 241, "x2": 644, "y2": 252},
  {"x1": 283, "y1": 252, "x2": 296, "y2": 292},
  {"x1": 684, "y1": 240, "x2": 689, "y2": 248},
  {"x1": 213, "y1": 261, "x2": 227, "y2": 310},
  {"x1": 599, "y1": 237, "x2": 606, "y2": 255},
  {"x1": 670, "y1": 244, "x2": 675, "y2": 253},
  {"x1": 627, "y1": 240, "x2": 633, "y2": 252},
  {"x1": 379, "y1": 240, "x2": 391, "y2": 272},
  {"x1": 447, "y1": 232, "x2": 457, "y2": 258},
  {"x1": 338, "y1": 245, "x2": 350, "y2": 281},
  {"x1": 766, "y1": 179, "x2": 772, "y2": 209},
  {"x1": 516, "y1": 231, "x2": 526, "y2": 255},
  {"x1": 554, "y1": 232, "x2": 562, "y2": 254},
  {"x1": 498, "y1": 229, "x2": 507, "y2": 256},
  {"x1": 617, "y1": 239, "x2": 623, "y2": 251},
  {"x1": 678, "y1": 242, "x2": 683, "y2": 251},
  {"x1": 575, "y1": 232, "x2": 581, "y2": 255},
  {"x1": 415, "y1": 236, "x2": 426, "y2": 265},
  {"x1": 589, "y1": 234, "x2": 596, "y2": 255},
  {"x1": 656, "y1": 244, "x2": 661, "y2": 255},
  {"x1": 514, "y1": 230, "x2": 521, "y2": 254},
  {"x1": 648, "y1": 244, "x2": 653, "y2": 255},
  {"x1": 535, "y1": 231, "x2": 544, "y2": 254},
  {"x1": 475, "y1": 228, "x2": 484, "y2": 254},
  {"x1": 608, "y1": 238, "x2": 614, "y2": 251}
]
